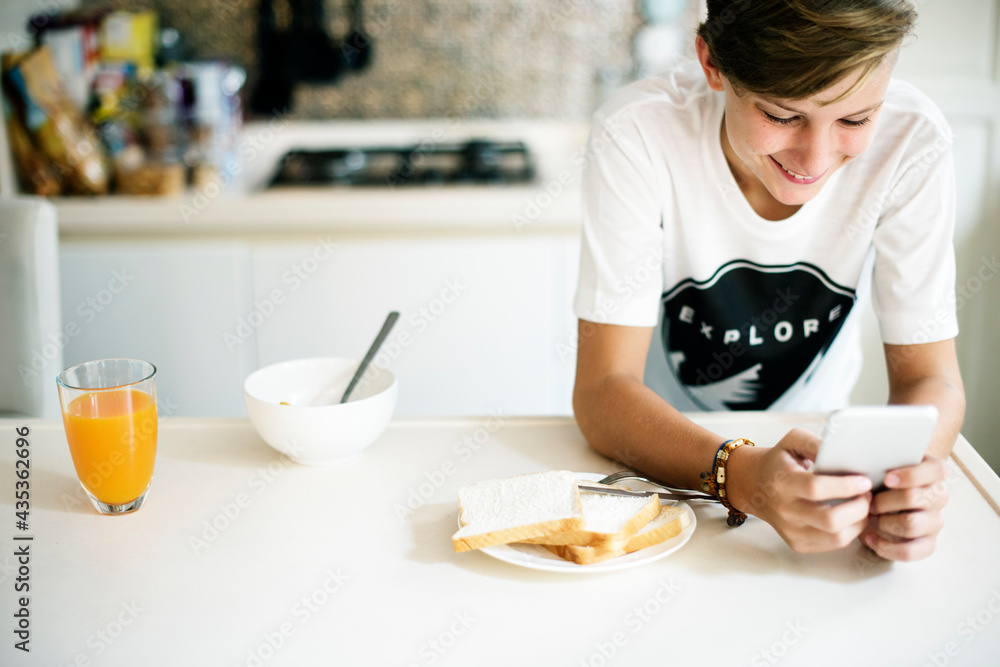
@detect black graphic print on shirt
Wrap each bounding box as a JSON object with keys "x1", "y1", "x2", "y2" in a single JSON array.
[{"x1": 661, "y1": 260, "x2": 856, "y2": 411}]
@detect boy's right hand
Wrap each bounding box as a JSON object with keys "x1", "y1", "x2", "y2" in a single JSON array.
[{"x1": 728, "y1": 428, "x2": 873, "y2": 553}]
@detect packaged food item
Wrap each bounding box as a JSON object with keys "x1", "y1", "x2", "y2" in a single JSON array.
[
  {"x1": 2, "y1": 83, "x2": 61, "y2": 196},
  {"x1": 177, "y1": 61, "x2": 245, "y2": 188},
  {"x1": 114, "y1": 162, "x2": 185, "y2": 196},
  {"x1": 32, "y1": 8, "x2": 104, "y2": 111},
  {"x1": 99, "y1": 10, "x2": 159, "y2": 75},
  {"x1": 2, "y1": 46, "x2": 110, "y2": 194}
]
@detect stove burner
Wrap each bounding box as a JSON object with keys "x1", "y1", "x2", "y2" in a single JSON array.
[{"x1": 268, "y1": 139, "x2": 535, "y2": 187}]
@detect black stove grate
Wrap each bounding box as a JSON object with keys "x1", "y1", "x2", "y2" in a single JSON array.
[{"x1": 268, "y1": 140, "x2": 535, "y2": 187}]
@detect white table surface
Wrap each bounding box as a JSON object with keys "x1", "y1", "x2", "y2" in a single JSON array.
[{"x1": 2, "y1": 413, "x2": 999, "y2": 666}]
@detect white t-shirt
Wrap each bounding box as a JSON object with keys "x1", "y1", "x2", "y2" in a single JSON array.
[{"x1": 574, "y1": 60, "x2": 958, "y2": 412}]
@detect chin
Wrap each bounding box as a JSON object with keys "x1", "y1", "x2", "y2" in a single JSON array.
[{"x1": 769, "y1": 185, "x2": 823, "y2": 206}]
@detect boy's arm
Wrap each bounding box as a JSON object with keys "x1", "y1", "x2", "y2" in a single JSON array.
[
  {"x1": 574, "y1": 319, "x2": 873, "y2": 553},
  {"x1": 862, "y1": 339, "x2": 965, "y2": 561}
]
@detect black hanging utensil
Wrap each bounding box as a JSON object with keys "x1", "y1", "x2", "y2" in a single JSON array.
[
  {"x1": 288, "y1": 0, "x2": 344, "y2": 83},
  {"x1": 341, "y1": 0, "x2": 372, "y2": 72},
  {"x1": 249, "y1": 0, "x2": 294, "y2": 114}
]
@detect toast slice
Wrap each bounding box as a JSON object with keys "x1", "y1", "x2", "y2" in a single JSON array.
[
  {"x1": 521, "y1": 486, "x2": 660, "y2": 547},
  {"x1": 623, "y1": 504, "x2": 690, "y2": 553},
  {"x1": 451, "y1": 471, "x2": 584, "y2": 552},
  {"x1": 543, "y1": 504, "x2": 691, "y2": 565}
]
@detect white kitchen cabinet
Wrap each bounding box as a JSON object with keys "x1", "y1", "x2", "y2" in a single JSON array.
[
  {"x1": 250, "y1": 234, "x2": 580, "y2": 416},
  {"x1": 58, "y1": 233, "x2": 581, "y2": 418},
  {"x1": 58, "y1": 241, "x2": 257, "y2": 417}
]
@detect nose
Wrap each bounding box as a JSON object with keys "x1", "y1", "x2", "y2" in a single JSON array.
[{"x1": 788, "y1": 125, "x2": 837, "y2": 177}]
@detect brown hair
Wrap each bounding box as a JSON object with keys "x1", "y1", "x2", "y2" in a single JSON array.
[{"x1": 698, "y1": 0, "x2": 917, "y2": 103}]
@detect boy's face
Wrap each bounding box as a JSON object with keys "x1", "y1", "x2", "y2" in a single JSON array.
[{"x1": 698, "y1": 37, "x2": 895, "y2": 207}]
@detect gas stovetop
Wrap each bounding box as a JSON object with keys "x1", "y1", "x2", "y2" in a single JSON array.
[{"x1": 268, "y1": 139, "x2": 535, "y2": 187}]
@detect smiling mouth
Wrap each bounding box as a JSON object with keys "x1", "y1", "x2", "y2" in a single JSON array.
[{"x1": 770, "y1": 156, "x2": 825, "y2": 183}]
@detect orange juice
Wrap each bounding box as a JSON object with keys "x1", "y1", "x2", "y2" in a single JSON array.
[{"x1": 62, "y1": 389, "x2": 157, "y2": 505}]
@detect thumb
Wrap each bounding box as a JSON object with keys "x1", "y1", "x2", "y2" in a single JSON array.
[{"x1": 776, "y1": 428, "x2": 822, "y2": 466}]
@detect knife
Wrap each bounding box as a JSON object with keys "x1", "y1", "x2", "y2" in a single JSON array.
[{"x1": 576, "y1": 483, "x2": 715, "y2": 503}]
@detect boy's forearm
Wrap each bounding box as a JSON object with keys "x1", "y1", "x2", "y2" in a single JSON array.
[
  {"x1": 573, "y1": 375, "x2": 726, "y2": 490},
  {"x1": 888, "y1": 375, "x2": 965, "y2": 459}
]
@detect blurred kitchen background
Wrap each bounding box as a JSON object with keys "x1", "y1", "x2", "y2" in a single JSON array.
[{"x1": 1, "y1": 1, "x2": 998, "y2": 471}]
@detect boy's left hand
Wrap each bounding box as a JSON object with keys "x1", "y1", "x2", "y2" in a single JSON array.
[{"x1": 861, "y1": 455, "x2": 950, "y2": 561}]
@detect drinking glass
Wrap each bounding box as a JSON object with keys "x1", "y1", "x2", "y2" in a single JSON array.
[{"x1": 56, "y1": 359, "x2": 158, "y2": 514}]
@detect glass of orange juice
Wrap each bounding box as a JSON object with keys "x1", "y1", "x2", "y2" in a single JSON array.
[{"x1": 56, "y1": 359, "x2": 158, "y2": 514}]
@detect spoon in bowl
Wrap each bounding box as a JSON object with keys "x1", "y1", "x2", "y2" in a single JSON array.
[{"x1": 340, "y1": 311, "x2": 399, "y2": 403}]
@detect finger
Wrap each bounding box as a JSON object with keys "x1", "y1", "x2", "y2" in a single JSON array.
[
  {"x1": 875, "y1": 509, "x2": 944, "y2": 540},
  {"x1": 794, "y1": 432, "x2": 820, "y2": 461},
  {"x1": 884, "y1": 456, "x2": 949, "y2": 489},
  {"x1": 863, "y1": 532, "x2": 937, "y2": 562},
  {"x1": 775, "y1": 428, "x2": 822, "y2": 464},
  {"x1": 782, "y1": 518, "x2": 868, "y2": 553},
  {"x1": 790, "y1": 471, "x2": 872, "y2": 502},
  {"x1": 796, "y1": 493, "x2": 871, "y2": 533},
  {"x1": 871, "y1": 484, "x2": 948, "y2": 514}
]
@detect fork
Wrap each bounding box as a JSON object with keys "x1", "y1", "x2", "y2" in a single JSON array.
[{"x1": 596, "y1": 470, "x2": 716, "y2": 502}]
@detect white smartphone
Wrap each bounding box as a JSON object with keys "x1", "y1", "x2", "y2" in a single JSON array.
[{"x1": 813, "y1": 405, "x2": 939, "y2": 490}]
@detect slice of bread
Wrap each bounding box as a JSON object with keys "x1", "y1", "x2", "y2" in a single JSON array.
[
  {"x1": 543, "y1": 504, "x2": 691, "y2": 565},
  {"x1": 521, "y1": 487, "x2": 660, "y2": 547},
  {"x1": 451, "y1": 471, "x2": 584, "y2": 552},
  {"x1": 623, "y1": 504, "x2": 690, "y2": 553}
]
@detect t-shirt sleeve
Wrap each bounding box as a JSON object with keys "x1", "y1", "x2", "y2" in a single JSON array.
[
  {"x1": 870, "y1": 130, "x2": 958, "y2": 345},
  {"x1": 573, "y1": 109, "x2": 666, "y2": 327}
]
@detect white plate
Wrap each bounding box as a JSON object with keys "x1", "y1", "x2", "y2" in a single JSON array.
[{"x1": 472, "y1": 472, "x2": 697, "y2": 573}]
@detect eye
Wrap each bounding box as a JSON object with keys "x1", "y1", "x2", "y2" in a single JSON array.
[
  {"x1": 763, "y1": 111, "x2": 796, "y2": 125},
  {"x1": 840, "y1": 117, "x2": 872, "y2": 128}
]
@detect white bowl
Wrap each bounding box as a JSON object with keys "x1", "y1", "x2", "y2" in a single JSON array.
[{"x1": 243, "y1": 357, "x2": 397, "y2": 465}]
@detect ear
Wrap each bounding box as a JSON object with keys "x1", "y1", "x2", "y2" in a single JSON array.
[{"x1": 695, "y1": 35, "x2": 726, "y2": 93}]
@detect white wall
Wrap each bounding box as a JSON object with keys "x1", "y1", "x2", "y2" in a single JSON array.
[{"x1": 891, "y1": 0, "x2": 1000, "y2": 471}]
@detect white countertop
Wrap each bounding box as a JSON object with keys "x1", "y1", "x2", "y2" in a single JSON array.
[
  {"x1": 52, "y1": 120, "x2": 590, "y2": 238},
  {"x1": 2, "y1": 413, "x2": 999, "y2": 666}
]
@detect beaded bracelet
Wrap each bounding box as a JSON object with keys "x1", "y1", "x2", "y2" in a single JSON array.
[{"x1": 700, "y1": 438, "x2": 756, "y2": 527}]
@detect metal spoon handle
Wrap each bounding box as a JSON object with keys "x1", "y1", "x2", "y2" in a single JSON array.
[{"x1": 340, "y1": 311, "x2": 400, "y2": 404}]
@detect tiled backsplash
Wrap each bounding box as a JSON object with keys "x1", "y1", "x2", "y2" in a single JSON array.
[{"x1": 80, "y1": 0, "x2": 656, "y2": 119}]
